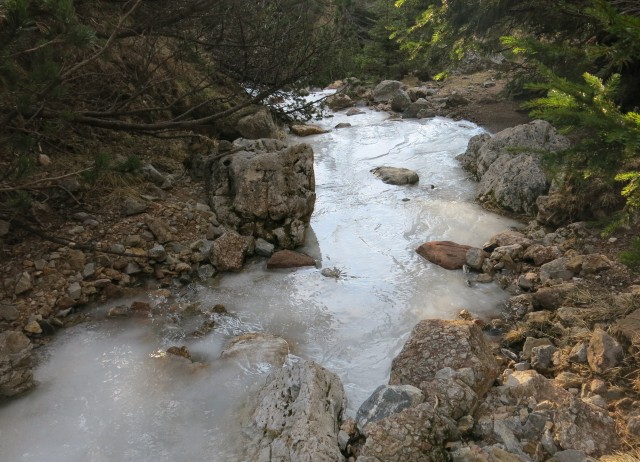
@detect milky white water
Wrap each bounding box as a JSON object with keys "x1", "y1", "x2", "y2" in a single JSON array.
[{"x1": 0, "y1": 103, "x2": 519, "y2": 461}]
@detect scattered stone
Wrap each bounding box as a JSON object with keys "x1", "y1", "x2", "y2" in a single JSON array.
[
  {"x1": 23, "y1": 320, "x2": 42, "y2": 334},
  {"x1": 403, "y1": 98, "x2": 434, "y2": 119},
  {"x1": 521, "y1": 337, "x2": 554, "y2": 361},
  {"x1": 523, "y1": 244, "x2": 563, "y2": 266},
  {"x1": 67, "y1": 281, "x2": 82, "y2": 300},
  {"x1": 197, "y1": 264, "x2": 215, "y2": 280},
  {"x1": 266, "y1": 250, "x2": 315, "y2": 269},
  {"x1": 465, "y1": 248, "x2": 488, "y2": 271},
  {"x1": 416, "y1": 241, "x2": 473, "y2": 270},
  {"x1": 148, "y1": 244, "x2": 167, "y2": 262},
  {"x1": 244, "y1": 360, "x2": 346, "y2": 462},
  {"x1": 327, "y1": 93, "x2": 354, "y2": 110},
  {"x1": 531, "y1": 344, "x2": 558, "y2": 373},
  {"x1": 540, "y1": 257, "x2": 575, "y2": 282},
  {"x1": 518, "y1": 272, "x2": 538, "y2": 291},
  {"x1": 356, "y1": 384, "x2": 424, "y2": 434},
  {"x1": 555, "y1": 372, "x2": 583, "y2": 390},
  {"x1": 532, "y1": 283, "x2": 578, "y2": 310},
  {"x1": 124, "y1": 262, "x2": 142, "y2": 275},
  {"x1": 145, "y1": 217, "x2": 173, "y2": 243},
  {"x1": 0, "y1": 302, "x2": 19, "y2": 321},
  {"x1": 568, "y1": 343, "x2": 588, "y2": 363},
  {"x1": 587, "y1": 328, "x2": 623, "y2": 373},
  {"x1": 370, "y1": 166, "x2": 419, "y2": 185},
  {"x1": 82, "y1": 263, "x2": 96, "y2": 279}
]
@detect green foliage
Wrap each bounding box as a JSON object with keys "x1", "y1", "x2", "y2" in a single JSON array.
[{"x1": 619, "y1": 237, "x2": 640, "y2": 270}]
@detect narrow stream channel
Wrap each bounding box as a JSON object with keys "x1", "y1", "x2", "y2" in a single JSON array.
[{"x1": 0, "y1": 102, "x2": 518, "y2": 461}]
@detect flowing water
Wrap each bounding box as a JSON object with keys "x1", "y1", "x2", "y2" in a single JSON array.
[{"x1": 0, "y1": 101, "x2": 519, "y2": 461}]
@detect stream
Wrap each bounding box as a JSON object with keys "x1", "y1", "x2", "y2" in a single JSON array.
[{"x1": 0, "y1": 101, "x2": 518, "y2": 461}]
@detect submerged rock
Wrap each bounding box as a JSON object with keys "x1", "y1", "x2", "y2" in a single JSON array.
[
  {"x1": 221, "y1": 333, "x2": 289, "y2": 368},
  {"x1": 370, "y1": 166, "x2": 419, "y2": 185},
  {"x1": 266, "y1": 250, "x2": 315, "y2": 269},
  {"x1": 244, "y1": 360, "x2": 346, "y2": 462},
  {"x1": 290, "y1": 124, "x2": 328, "y2": 137},
  {"x1": 416, "y1": 241, "x2": 473, "y2": 270}
]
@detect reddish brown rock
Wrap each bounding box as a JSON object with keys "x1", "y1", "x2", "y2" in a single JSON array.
[
  {"x1": 416, "y1": 241, "x2": 473, "y2": 270},
  {"x1": 266, "y1": 250, "x2": 315, "y2": 269}
]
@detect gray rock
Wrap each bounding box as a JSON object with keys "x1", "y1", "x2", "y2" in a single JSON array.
[
  {"x1": 244, "y1": 360, "x2": 346, "y2": 462},
  {"x1": 207, "y1": 139, "x2": 315, "y2": 249},
  {"x1": 67, "y1": 282, "x2": 82, "y2": 300},
  {"x1": 0, "y1": 302, "x2": 19, "y2": 321},
  {"x1": 197, "y1": 264, "x2": 215, "y2": 280},
  {"x1": 290, "y1": 124, "x2": 328, "y2": 137},
  {"x1": 523, "y1": 244, "x2": 563, "y2": 266},
  {"x1": 531, "y1": 344, "x2": 558, "y2": 372},
  {"x1": 521, "y1": 337, "x2": 554, "y2": 361},
  {"x1": 465, "y1": 248, "x2": 488, "y2": 271},
  {"x1": 141, "y1": 164, "x2": 168, "y2": 188},
  {"x1": 356, "y1": 384, "x2": 424, "y2": 433},
  {"x1": 587, "y1": 328, "x2": 622, "y2": 373},
  {"x1": 0, "y1": 331, "x2": 35, "y2": 397},
  {"x1": 82, "y1": 263, "x2": 96, "y2": 279},
  {"x1": 372, "y1": 80, "x2": 402, "y2": 103},
  {"x1": 221, "y1": 333, "x2": 289, "y2": 369},
  {"x1": 327, "y1": 93, "x2": 354, "y2": 110},
  {"x1": 549, "y1": 449, "x2": 597, "y2": 462},
  {"x1": 370, "y1": 166, "x2": 419, "y2": 185},
  {"x1": 254, "y1": 238, "x2": 275, "y2": 257},
  {"x1": 403, "y1": 98, "x2": 434, "y2": 119},
  {"x1": 125, "y1": 262, "x2": 142, "y2": 275},
  {"x1": 540, "y1": 257, "x2": 575, "y2": 282},
  {"x1": 121, "y1": 196, "x2": 147, "y2": 216},
  {"x1": 148, "y1": 244, "x2": 167, "y2": 262},
  {"x1": 236, "y1": 108, "x2": 281, "y2": 140},
  {"x1": 14, "y1": 272, "x2": 32, "y2": 295},
  {"x1": 391, "y1": 90, "x2": 411, "y2": 112},
  {"x1": 458, "y1": 120, "x2": 570, "y2": 215},
  {"x1": 568, "y1": 342, "x2": 588, "y2": 363}
]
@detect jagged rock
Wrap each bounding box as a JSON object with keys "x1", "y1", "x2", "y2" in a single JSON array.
[
  {"x1": 521, "y1": 337, "x2": 554, "y2": 361},
  {"x1": 206, "y1": 139, "x2": 315, "y2": 249},
  {"x1": 403, "y1": 98, "x2": 435, "y2": 119},
  {"x1": 587, "y1": 328, "x2": 623, "y2": 373},
  {"x1": 370, "y1": 166, "x2": 419, "y2": 185},
  {"x1": 420, "y1": 369, "x2": 479, "y2": 420},
  {"x1": 290, "y1": 124, "x2": 328, "y2": 137},
  {"x1": 0, "y1": 331, "x2": 35, "y2": 397},
  {"x1": 23, "y1": 320, "x2": 42, "y2": 334},
  {"x1": 221, "y1": 333, "x2": 289, "y2": 368},
  {"x1": 14, "y1": 271, "x2": 32, "y2": 295},
  {"x1": 458, "y1": 120, "x2": 570, "y2": 215},
  {"x1": 613, "y1": 308, "x2": 640, "y2": 346},
  {"x1": 210, "y1": 231, "x2": 253, "y2": 272},
  {"x1": 504, "y1": 370, "x2": 617, "y2": 456},
  {"x1": 327, "y1": 93, "x2": 354, "y2": 110},
  {"x1": 390, "y1": 320, "x2": 498, "y2": 398},
  {"x1": 391, "y1": 90, "x2": 411, "y2": 112},
  {"x1": 540, "y1": 257, "x2": 576, "y2": 282},
  {"x1": 485, "y1": 230, "x2": 532, "y2": 250},
  {"x1": 490, "y1": 244, "x2": 524, "y2": 264},
  {"x1": 518, "y1": 272, "x2": 538, "y2": 291},
  {"x1": 416, "y1": 241, "x2": 473, "y2": 270},
  {"x1": 523, "y1": 244, "x2": 563, "y2": 266},
  {"x1": 465, "y1": 248, "x2": 488, "y2": 271},
  {"x1": 356, "y1": 384, "x2": 424, "y2": 434},
  {"x1": 145, "y1": 217, "x2": 173, "y2": 243},
  {"x1": 358, "y1": 403, "x2": 458, "y2": 462},
  {"x1": 148, "y1": 244, "x2": 167, "y2": 262},
  {"x1": 568, "y1": 342, "x2": 588, "y2": 363},
  {"x1": 67, "y1": 281, "x2": 82, "y2": 300},
  {"x1": 244, "y1": 360, "x2": 345, "y2": 462},
  {"x1": 555, "y1": 372, "x2": 584, "y2": 390},
  {"x1": 531, "y1": 283, "x2": 578, "y2": 310},
  {"x1": 372, "y1": 80, "x2": 402, "y2": 103},
  {"x1": 236, "y1": 108, "x2": 280, "y2": 140},
  {"x1": 580, "y1": 254, "x2": 612, "y2": 275},
  {"x1": 531, "y1": 344, "x2": 558, "y2": 373},
  {"x1": 266, "y1": 249, "x2": 315, "y2": 269}
]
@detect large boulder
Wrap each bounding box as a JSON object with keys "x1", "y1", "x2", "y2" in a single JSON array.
[
  {"x1": 206, "y1": 139, "x2": 316, "y2": 249},
  {"x1": 0, "y1": 331, "x2": 35, "y2": 397},
  {"x1": 209, "y1": 231, "x2": 254, "y2": 272},
  {"x1": 236, "y1": 108, "x2": 281, "y2": 140},
  {"x1": 391, "y1": 90, "x2": 412, "y2": 113},
  {"x1": 390, "y1": 320, "x2": 499, "y2": 398},
  {"x1": 356, "y1": 384, "x2": 424, "y2": 434},
  {"x1": 372, "y1": 80, "x2": 402, "y2": 103},
  {"x1": 457, "y1": 120, "x2": 570, "y2": 215},
  {"x1": 244, "y1": 360, "x2": 346, "y2": 462},
  {"x1": 357, "y1": 403, "x2": 458, "y2": 462},
  {"x1": 403, "y1": 98, "x2": 436, "y2": 119},
  {"x1": 327, "y1": 93, "x2": 354, "y2": 110}
]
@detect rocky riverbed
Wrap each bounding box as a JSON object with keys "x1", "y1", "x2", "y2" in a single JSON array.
[{"x1": 1, "y1": 71, "x2": 639, "y2": 461}]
